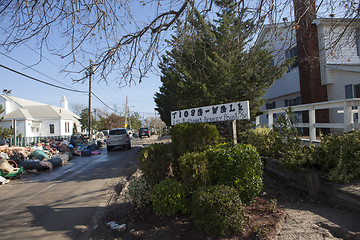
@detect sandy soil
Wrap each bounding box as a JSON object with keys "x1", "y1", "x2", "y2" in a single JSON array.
[{"x1": 263, "y1": 171, "x2": 360, "y2": 240}]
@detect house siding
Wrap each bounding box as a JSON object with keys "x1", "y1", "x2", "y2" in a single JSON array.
[{"x1": 259, "y1": 92, "x2": 303, "y2": 125}]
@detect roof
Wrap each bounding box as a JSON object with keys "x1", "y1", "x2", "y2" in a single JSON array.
[
  {"x1": 255, "y1": 17, "x2": 359, "y2": 46},
  {"x1": 3, "y1": 105, "x2": 79, "y2": 120},
  {"x1": 0, "y1": 95, "x2": 45, "y2": 107}
]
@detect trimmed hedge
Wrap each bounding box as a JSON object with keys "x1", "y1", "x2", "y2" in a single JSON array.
[
  {"x1": 170, "y1": 123, "x2": 221, "y2": 178},
  {"x1": 128, "y1": 176, "x2": 152, "y2": 209},
  {"x1": 206, "y1": 143, "x2": 263, "y2": 203},
  {"x1": 191, "y1": 185, "x2": 245, "y2": 237},
  {"x1": 178, "y1": 151, "x2": 210, "y2": 191},
  {"x1": 151, "y1": 178, "x2": 190, "y2": 216},
  {"x1": 246, "y1": 127, "x2": 282, "y2": 158},
  {"x1": 171, "y1": 123, "x2": 221, "y2": 159},
  {"x1": 139, "y1": 143, "x2": 172, "y2": 186}
]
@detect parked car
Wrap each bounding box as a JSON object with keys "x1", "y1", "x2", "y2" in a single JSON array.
[
  {"x1": 0, "y1": 138, "x2": 9, "y2": 146},
  {"x1": 138, "y1": 127, "x2": 150, "y2": 138},
  {"x1": 106, "y1": 128, "x2": 131, "y2": 151}
]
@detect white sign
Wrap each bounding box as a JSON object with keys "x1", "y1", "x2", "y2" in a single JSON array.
[{"x1": 171, "y1": 101, "x2": 250, "y2": 125}]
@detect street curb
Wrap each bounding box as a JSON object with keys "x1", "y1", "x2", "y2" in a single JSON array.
[{"x1": 75, "y1": 147, "x2": 142, "y2": 240}]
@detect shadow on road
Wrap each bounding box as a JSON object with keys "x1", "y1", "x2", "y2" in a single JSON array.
[{"x1": 27, "y1": 205, "x2": 98, "y2": 239}]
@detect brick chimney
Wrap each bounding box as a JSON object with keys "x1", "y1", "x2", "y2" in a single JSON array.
[{"x1": 293, "y1": 0, "x2": 329, "y2": 130}]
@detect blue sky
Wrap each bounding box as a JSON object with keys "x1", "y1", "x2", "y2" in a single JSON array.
[
  {"x1": 0, "y1": 44, "x2": 161, "y2": 118},
  {"x1": 0, "y1": 1, "x2": 168, "y2": 119}
]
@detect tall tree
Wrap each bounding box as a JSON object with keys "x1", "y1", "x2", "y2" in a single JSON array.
[
  {"x1": 129, "y1": 112, "x2": 142, "y2": 131},
  {"x1": 0, "y1": 104, "x2": 13, "y2": 138},
  {"x1": 104, "y1": 113, "x2": 125, "y2": 129},
  {"x1": 155, "y1": 1, "x2": 290, "y2": 127}
]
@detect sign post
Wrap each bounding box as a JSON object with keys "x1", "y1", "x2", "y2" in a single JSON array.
[
  {"x1": 232, "y1": 120, "x2": 237, "y2": 145},
  {"x1": 171, "y1": 101, "x2": 250, "y2": 145}
]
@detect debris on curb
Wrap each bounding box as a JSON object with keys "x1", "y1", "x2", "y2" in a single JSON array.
[
  {"x1": 0, "y1": 175, "x2": 10, "y2": 184},
  {"x1": 107, "y1": 221, "x2": 126, "y2": 232}
]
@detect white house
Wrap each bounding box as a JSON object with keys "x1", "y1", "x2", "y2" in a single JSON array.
[
  {"x1": 0, "y1": 95, "x2": 81, "y2": 138},
  {"x1": 256, "y1": 18, "x2": 360, "y2": 128}
]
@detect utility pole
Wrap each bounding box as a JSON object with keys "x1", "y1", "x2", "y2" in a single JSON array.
[
  {"x1": 124, "y1": 96, "x2": 128, "y2": 128},
  {"x1": 88, "y1": 59, "x2": 95, "y2": 138}
]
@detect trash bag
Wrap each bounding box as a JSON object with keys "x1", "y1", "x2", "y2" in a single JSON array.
[
  {"x1": 21, "y1": 159, "x2": 53, "y2": 171},
  {"x1": 47, "y1": 158, "x2": 63, "y2": 168},
  {"x1": 81, "y1": 149, "x2": 92, "y2": 156},
  {"x1": 30, "y1": 149, "x2": 49, "y2": 160}
]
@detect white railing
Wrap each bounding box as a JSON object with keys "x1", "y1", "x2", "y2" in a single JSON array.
[{"x1": 256, "y1": 98, "x2": 360, "y2": 142}]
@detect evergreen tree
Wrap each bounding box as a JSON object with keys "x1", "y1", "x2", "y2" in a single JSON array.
[{"x1": 155, "y1": 1, "x2": 290, "y2": 128}]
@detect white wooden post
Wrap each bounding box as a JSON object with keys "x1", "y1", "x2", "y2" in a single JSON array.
[
  {"x1": 255, "y1": 116, "x2": 260, "y2": 127},
  {"x1": 309, "y1": 106, "x2": 316, "y2": 143},
  {"x1": 268, "y1": 111, "x2": 273, "y2": 130},
  {"x1": 232, "y1": 120, "x2": 237, "y2": 145},
  {"x1": 344, "y1": 101, "x2": 352, "y2": 132}
]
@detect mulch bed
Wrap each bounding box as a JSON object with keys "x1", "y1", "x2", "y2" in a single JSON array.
[{"x1": 90, "y1": 171, "x2": 287, "y2": 240}]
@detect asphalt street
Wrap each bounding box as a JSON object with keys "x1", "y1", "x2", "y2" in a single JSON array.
[{"x1": 0, "y1": 139, "x2": 145, "y2": 240}]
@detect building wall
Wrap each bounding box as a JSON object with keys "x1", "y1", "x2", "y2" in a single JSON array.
[
  {"x1": 0, "y1": 96, "x2": 21, "y2": 116},
  {"x1": 264, "y1": 68, "x2": 300, "y2": 100}
]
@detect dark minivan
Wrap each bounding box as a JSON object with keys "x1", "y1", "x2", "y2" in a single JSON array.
[{"x1": 138, "y1": 127, "x2": 150, "y2": 138}]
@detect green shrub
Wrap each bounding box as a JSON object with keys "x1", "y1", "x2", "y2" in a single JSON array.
[
  {"x1": 281, "y1": 145, "x2": 312, "y2": 168},
  {"x1": 171, "y1": 123, "x2": 222, "y2": 178},
  {"x1": 246, "y1": 127, "x2": 282, "y2": 158},
  {"x1": 310, "y1": 131, "x2": 360, "y2": 183},
  {"x1": 139, "y1": 143, "x2": 172, "y2": 186},
  {"x1": 191, "y1": 185, "x2": 245, "y2": 237},
  {"x1": 171, "y1": 123, "x2": 221, "y2": 159},
  {"x1": 178, "y1": 151, "x2": 210, "y2": 191},
  {"x1": 151, "y1": 178, "x2": 190, "y2": 216},
  {"x1": 206, "y1": 143, "x2": 263, "y2": 203},
  {"x1": 128, "y1": 176, "x2": 152, "y2": 209}
]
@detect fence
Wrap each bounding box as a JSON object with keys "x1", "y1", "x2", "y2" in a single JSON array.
[
  {"x1": 6, "y1": 135, "x2": 72, "y2": 147},
  {"x1": 256, "y1": 98, "x2": 360, "y2": 143}
]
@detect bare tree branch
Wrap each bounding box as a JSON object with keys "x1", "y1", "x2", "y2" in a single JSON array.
[{"x1": 0, "y1": 0, "x2": 359, "y2": 86}]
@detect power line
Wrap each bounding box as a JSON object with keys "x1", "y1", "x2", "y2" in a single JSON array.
[
  {"x1": 0, "y1": 51, "x2": 84, "y2": 92},
  {"x1": 92, "y1": 92, "x2": 117, "y2": 112},
  {"x1": 0, "y1": 63, "x2": 88, "y2": 93}
]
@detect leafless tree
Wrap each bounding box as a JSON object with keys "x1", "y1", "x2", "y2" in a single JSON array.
[{"x1": 0, "y1": 0, "x2": 357, "y2": 86}]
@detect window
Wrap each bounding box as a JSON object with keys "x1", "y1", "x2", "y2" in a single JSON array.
[
  {"x1": 266, "y1": 102, "x2": 276, "y2": 118},
  {"x1": 356, "y1": 28, "x2": 360, "y2": 56},
  {"x1": 285, "y1": 97, "x2": 301, "y2": 107},
  {"x1": 285, "y1": 46, "x2": 299, "y2": 72},
  {"x1": 65, "y1": 122, "x2": 70, "y2": 133},
  {"x1": 354, "y1": 84, "x2": 360, "y2": 98},
  {"x1": 266, "y1": 102, "x2": 276, "y2": 109},
  {"x1": 345, "y1": 84, "x2": 360, "y2": 99},
  {"x1": 49, "y1": 124, "x2": 54, "y2": 134}
]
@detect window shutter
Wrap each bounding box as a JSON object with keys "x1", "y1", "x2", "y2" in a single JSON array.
[
  {"x1": 345, "y1": 84, "x2": 353, "y2": 99},
  {"x1": 296, "y1": 96, "x2": 301, "y2": 105},
  {"x1": 285, "y1": 99, "x2": 289, "y2": 107}
]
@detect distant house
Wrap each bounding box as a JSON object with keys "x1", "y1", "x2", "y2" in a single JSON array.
[
  {"x1": 0, "y1": 95, "x2": 81, "y2": 138},
  {"x1": 256, "y1": 18, "x2": 360, "y2": 127}
]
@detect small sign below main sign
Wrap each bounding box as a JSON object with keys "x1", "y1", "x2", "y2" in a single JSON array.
[{"x1": 171, "y1": 101, "x2": 250, "y2": 126}]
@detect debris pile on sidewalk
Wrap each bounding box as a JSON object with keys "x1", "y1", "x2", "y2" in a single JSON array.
[{"x1": 0, "y1": 135, "x2": 103, "y2": 181}]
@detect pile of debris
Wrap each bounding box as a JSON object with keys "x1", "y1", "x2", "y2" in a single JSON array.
[{"x1": 0, "y1": 136, "x2": 102, "y2": 184}]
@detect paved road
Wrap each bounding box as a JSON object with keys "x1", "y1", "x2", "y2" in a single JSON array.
[{"x1": 0, "y1": 139, "x2": 146, "y2": 240}]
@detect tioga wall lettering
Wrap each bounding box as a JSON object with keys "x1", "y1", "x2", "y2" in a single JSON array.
[{"x1": 171, "y1": 101, "x2": 250, "y2": 125}]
